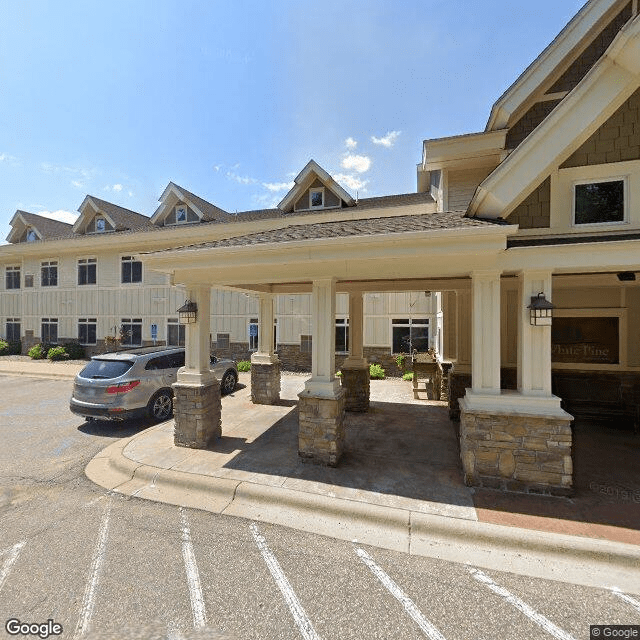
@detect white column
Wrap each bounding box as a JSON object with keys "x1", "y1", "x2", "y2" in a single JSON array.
[
  {"x1": 177, "y1": 285, "x2": 215, "y2": 385},
  {"x1": 302, "y1": 278, "x2": 341, "y2": 397},
  {"x1": 342, "y1": 291, "x2": 366, "y2": 368},
  {"x1": 471, "y1": 270, "x2": 501, "y2": 394},
  {"x1": 251, "y1": 293, "x2": 279, "y2": 365},
  {"x1": 518, "y1": 270, "x2": 553, "y2": 396}
]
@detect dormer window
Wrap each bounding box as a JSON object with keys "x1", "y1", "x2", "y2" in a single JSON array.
[
  {"x1": 175, "y1": 205, "x2": 187, "y2": 223},
  {"x1": 26, "y1": 229, "x2": 38, "y2": 242},
  {"x1": 309, "y1": 188, "x2": 324, "y2": 209},
  {"x1": 95, "y1": 216, "x2": 106, "y2": 232}
]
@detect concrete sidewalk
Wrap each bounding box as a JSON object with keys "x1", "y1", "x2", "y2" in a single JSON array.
[{"x1": 2, "y1": 358, "x2": 639, "y2": 593}]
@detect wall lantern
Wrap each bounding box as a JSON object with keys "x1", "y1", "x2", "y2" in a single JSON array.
[
  {"x1": 177, "y1": 300, "x2": 198, "y2": 324},
  {"x1": 527, "y1": 292, "x2": 554, "y2": 326}
]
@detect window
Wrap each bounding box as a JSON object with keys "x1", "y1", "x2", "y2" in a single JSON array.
[
  {"x1": 309, "y1": 188, "x2": 324, "y2": 209},
  {"x1": 78, "y1": 258, "x2": 97, "y2": 285},
  {"x1": 392, "y1": 318, "x2": 429, "y2": 354},
  {"x1": 300, "y1": 335, "x2": 312, "y2": 354},
  {"x1": 26, "y1": 229, "x2": 38, "y2": 242},
  {"x1": 95, "y1": 216, "x2": 106, "y2": 232},
  {"x1": 249, "y1": 318, "x2": 258, "y2": 351},
  {"x1": 167, "y1": 318, "x2": 185, "y2": 346},
  {"x1": 574, "y1": 179, "x2": 625, "y2": 225},
  {"x1": 121, "y1": 256, "x2": 142, "y2": 283},
  {"x1": 41, "y1": 318, "x2": 58, "y2": 344},
  {"x1": 5, "y1": 266, "x2": 20, "y2": 290},
  {"x1": 41, "y1": 261, "x2": 58, "y2": 287},
  {"x1": 5, "y1": 319, "x2": 20, "y2": 343},
  {"x1": 175, "y1": 205, "x2": 187, "y2": 223},
  {"x1": 216, "y1": 333, "x2": 230, "y2": 350},
  {"x1": 24, "y1": 274, "x2": 34, "y2": 288},
  {"x1": 335, "y1": 318, "x2": 349, "y2": 353},
  {"x1": 120, "y1": 318, "x2": 142, "y2": 346},
  {"x1": 78, "y1": 318, "x2": 97, "y2": 345}
]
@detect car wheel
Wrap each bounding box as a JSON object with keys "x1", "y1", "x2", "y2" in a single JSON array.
[
  {"x1": 148, "y1": 389, "x2": 173, "y2": 421},
  {"x1": 221, "y1": 370, "x2": 237, "y2": 395}
]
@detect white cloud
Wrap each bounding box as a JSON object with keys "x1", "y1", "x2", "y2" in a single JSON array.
[
  {"x1": 71, "y1": 180, "x2": 84, "y2": 188},
  {"x1": 128, "y1": 190, "x2": 134, "y2": 197},
  {"x1": 371, "y1": 130, "x2": 401, "y2": 147},
  {"x1": 0, "y1": 152, "x2": 18, "y2": 163},
  {"x1": 345, "y1": 137, "x2": 357, "y2": 150},
  {"x1": 226, "y1": 171, "x2": 257, "y2": 185},
  {"x1": 341, "y1": 154, "x2": 371, "y2": 173},
  {"x1": 262, "y1": 181, "x2": 294, "y2": 192},
  {"x1": 334, "y1": 173, "x2": 368, "y2": 192},
  {"x1": 112, "y1": 184, "x2": 123, "y2": 192},
  {"x1": 38, "y1": 209, "x2": 78, "y2": 224}
]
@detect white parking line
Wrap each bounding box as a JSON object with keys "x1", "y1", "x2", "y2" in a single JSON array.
[
  {"x1": 73, "y1": 499, "x2": 111, "y2": 640},
  {"x1": 250, "y1": 523, "x2": 321, "y2": 640},
  {"x1": 611, "y1": 587, "x2": 640, "y2": 614},
  {"x1": 0, "y1": 541, "x2": 25, "y2": 593},
  {"x1": 355, "y1": 547, "x2": 447, "y2": 640},
  {"x1": 470, "y1": 568, "x2": 576, "y2": 640},
  {"x1": 180, "y1": 508, "x2": 207, "y2": 629}
]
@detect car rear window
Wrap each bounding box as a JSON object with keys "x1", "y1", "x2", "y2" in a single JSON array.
[{"x1": 79, "y1": 359, "x2": 135, "y2": 380}]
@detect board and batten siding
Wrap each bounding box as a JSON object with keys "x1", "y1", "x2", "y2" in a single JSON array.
[{"x1": 447, "y1": 167, "x2": 493, "y2": 211}]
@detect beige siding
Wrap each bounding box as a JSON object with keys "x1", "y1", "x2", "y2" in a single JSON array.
[
  {"x1": 447, "y1": 167, "x2": 493, "y2": 211},
  {"x1": 554, "y1": 287, "x2": 621, "y2": 309}
]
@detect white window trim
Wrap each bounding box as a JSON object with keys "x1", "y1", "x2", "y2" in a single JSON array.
[
  {"x1": 26, "y1": 227, "x2": 40, "y2": 242},
  {"x1": 120, "y1": 255, "x2": 143, "y2": 285},
  {"x1": 390, "y1": 317, "x2": 430, "y2": 355},
  {"x1": 78, "y1": 318, "x2": 98, "y2": 345},
  {"x1": 552, "y1": 307, "x2": 627, "y2": 371},
  {"x1": 571, "y1": 175, "x2": 628, "y2": 228},
  {"x1": 309, "y1": 187, "x2": 325, "y2": 209},
  {"x1": 335, "y1": 316, "x2": 349, "y2": 354},
  {"x1": 174, "y1": 205, "x2": 189, "y2": 224},
  {"x1": 93, "y1": 215, "x2": 108, "y2": 233},
  {"x1": 40, "y1": 259, "x2": 59, "y2": 288}
]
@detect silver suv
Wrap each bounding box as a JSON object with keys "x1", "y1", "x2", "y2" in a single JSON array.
[{"x1": 70, "y1": 347, "x2": 238, "y2": 422}]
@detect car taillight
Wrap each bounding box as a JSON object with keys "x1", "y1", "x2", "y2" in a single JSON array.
[{"x1": 106, "y1": 380, "x2": 141, "y2": 394}]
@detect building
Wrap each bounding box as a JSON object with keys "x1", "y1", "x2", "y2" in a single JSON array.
[
  {"x1": 2, "y1": 0, "x2": 639, "y2": 495},
  {"x1": 0, "y1": 175, "x2": 443, "y2": 375}
]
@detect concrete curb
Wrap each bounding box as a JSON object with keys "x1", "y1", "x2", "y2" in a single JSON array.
[
  {"x1": 85, "y1": 430, "x2": 640, "y2": 595},
  {"x1": 0, "y1": 367, "x2": 78, "y2": 380}
]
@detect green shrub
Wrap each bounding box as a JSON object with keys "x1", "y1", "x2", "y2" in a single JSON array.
[
  {"x1": 28, "y1": 344, "x2": 47, "y2": 359},
  {"x1": 0, "y1": 340, "x2": 21, "y2": 356},
  {"x1": 63, "y1": 342, "x2": 85, "y2": 359},
  {"x1": 369, "y1": 363, "x2": 385, "y2": 379},
  {"x1": 402, "y1": 372, "x2": 414, "y2": 381},
  {"x1": 47, "y1": 346, "x2": 69, "y2": 361},
  {"x1": 237, "y1": 360, "x2": 251, "y2": 372},
  {"x1": 335, "y1": 370, "x2": 343, "y2": 377},
  {"x1": 395, "y1": 354, "x2": 407, "y2": 371}
]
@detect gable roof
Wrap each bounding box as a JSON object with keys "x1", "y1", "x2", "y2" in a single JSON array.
[
  {"x1": 277, "y1": 160, "x2": 355, "y2": 212},
  {"x1": 486, "y1": 0, "x2": 629, "y2": 132},
  {"x1": 148, "y1": 211, "x2": 505, "y2": 255},
  {"x1": 151, "y1": 182, "x2": 230, "y2": 224},
  {"x1": 6, "y1": 211, "x2": 74, "y2": 243},
  {"x1": 470, "y1": 11, "x2": 640, "y2": 219},
  {"x1": 74, "y1": 196, "x2": 153, "y2": 233}
]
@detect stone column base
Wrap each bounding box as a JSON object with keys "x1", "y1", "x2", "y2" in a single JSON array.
[
  {"x1": 251, "y1": 361, "x2": 281, "y2": 405},
  {"x1": 173, "y1": 380, "x2": 221, "y2": 448},
  {"x1": 459, "y1": 403, "x2": 573, "y2": 495},
  {"x1": 298, "y1": 389, "x2": 346, "y2": 466},
  {"x1": 341, "y1": 366, "x2": 370, "y2": 412},
  {"x1": 439, "y1": 361, "x2": 453, "y2": 402}
]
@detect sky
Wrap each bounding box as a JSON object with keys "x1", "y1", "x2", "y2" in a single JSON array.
[{"x1": 0, "y1": 0, "x2": 585, "y2": 240}]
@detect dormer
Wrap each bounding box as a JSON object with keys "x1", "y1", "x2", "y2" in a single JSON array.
[
  {"x1": 152, "y1": 183, "x2": 230, "y2": 226},
  {"x1": 278, "y1": 160, "x2": 355, "y2": 214},
  {"x1": 74, "y1": 196, "x2": 151, "y2": 235},
  {"x1": 6, "y1": 211, "x2": 73, "y2": 244}
]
